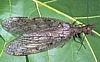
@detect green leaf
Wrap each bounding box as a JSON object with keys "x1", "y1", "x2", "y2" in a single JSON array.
[{"x1": 0, "y1": 0, "x2": 100, "y2": 62}]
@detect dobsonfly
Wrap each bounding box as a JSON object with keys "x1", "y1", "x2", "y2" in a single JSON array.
[{"x1": 2, "y1": 17, "x2": 95, "y2": 56}]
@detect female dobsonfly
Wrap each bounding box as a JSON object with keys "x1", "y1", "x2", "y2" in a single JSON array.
[{"x1": 2, "y1": 17, "x2": 95, "y2": 56}]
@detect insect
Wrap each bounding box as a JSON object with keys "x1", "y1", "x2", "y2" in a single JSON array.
[{"x1": 2, "y1": 17, "x2": 95, "y2": 56}]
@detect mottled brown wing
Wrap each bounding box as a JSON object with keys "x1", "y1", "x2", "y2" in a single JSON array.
[
  {"x1": 4, "y1": 23, "x2": 71, "y2": 56},
  {"x1": 2, "y1": 17, "x2": 69, "y2": 34}
]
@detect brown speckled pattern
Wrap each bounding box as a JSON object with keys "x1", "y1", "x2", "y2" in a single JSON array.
[{"x1": 2, "y1": 17, "x2": 94, "y2": 56}]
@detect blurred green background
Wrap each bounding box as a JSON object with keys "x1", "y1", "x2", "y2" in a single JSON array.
[{"x1": 0, "y1": 0, "x2": 100, "y2": 62}]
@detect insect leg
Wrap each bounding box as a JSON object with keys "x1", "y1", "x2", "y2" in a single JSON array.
[
  {"x1": 74, "y1": 33, "x2": 86, "y2": 54},
  {"x1": 72, "y1": 21, "x2": 76, "y2": 25},
  {"x1": 73, "y1": 35, "x2": 80, "y2": 43},
  {"x1": 26, "y1": 55, "x2": 29, "y2": 62}
]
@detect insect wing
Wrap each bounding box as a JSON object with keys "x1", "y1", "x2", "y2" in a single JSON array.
[
  {"x1": 2, "y1": 17, "x2": 68, "y2": 34},
  {"x1": 4, "y1": 23, "x2": 71, "y2": 56}
]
